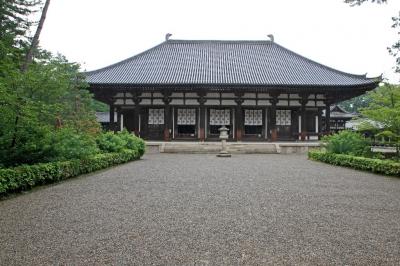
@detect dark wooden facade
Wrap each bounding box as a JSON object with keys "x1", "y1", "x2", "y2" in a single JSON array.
[
  {"x1": 86, "y1": 39, "x2": 380, "y2": 141},
  {"x1": 92, "y1": 86, "x2": 375, "y2": 141}
]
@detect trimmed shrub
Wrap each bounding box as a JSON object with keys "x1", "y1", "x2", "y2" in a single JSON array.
[
  {"x1": 117, "y1": 130, "x2": 145, "y2": 157},
  {"x1": 0, "y1": 149, "x2": 140, "y2": 196},
  {"x1": 96, "y1": 130, "x2": 145, "y2": 156},
  {"x1": 309, "y1": 150, "x2": 400, "y2": 177},
  {"x1": 96, "y1": 131, "x2": 126, "y2": 153},
  {"x1": 46, "y1": 127, "x2": 100, "y2": 161},
  {"x1": 322, "y1": 130, "x2": 370, "y2": 156}
]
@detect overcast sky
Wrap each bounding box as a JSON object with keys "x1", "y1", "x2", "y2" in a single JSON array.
[{"x1": 39, "y1": 0, "x2": 400, "y2": 83}]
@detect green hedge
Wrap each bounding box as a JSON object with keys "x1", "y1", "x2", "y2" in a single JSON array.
[
  {"x1": 308, "y1": 150, "x2": 400, "y2": 177},
  {"x1": 0, "y1": 149, "x2": 141, "y2": 196}
]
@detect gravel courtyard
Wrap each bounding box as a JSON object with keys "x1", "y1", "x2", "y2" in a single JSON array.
[{"x1": 0, "y1": 154, "x2": 399, "y2": 265}]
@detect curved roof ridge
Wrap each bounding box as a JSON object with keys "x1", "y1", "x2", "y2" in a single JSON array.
[
  {"x1": 166, "y1": 39, "x2": 272, "y2": 44},
  {"x1": 273, "y1": 42, "x2": 380, "y2": 81},
  {"x1": 84, "y1": 39, "x2": 381, "y2": 87}
]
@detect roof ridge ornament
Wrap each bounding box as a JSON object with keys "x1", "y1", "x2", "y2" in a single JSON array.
[
  {"x1": 267, "y1": 34, "x2": 274, "y2": 42},
  {"x1": 165, "y1": 33, "x2": 172, "y2": 41}
]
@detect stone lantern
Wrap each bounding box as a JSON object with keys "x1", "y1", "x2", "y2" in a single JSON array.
[{"x1": 217, "y1": 126, "x2": 231, "y2": 157}]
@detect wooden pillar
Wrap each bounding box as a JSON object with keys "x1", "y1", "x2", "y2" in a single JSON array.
[
  {"x1": 317, "y1": 108, "x2": 322, "y2": 140},
  {"x1": 325, "y1": 101, "x2": 331, "y2": 134},
  {"x1": 162, "y1": 91, "x2": 172, "y2": 141},
  {"x1": 269, "y1": 96, "x2": 278, "y2": 141},
  {"x1": 116, "y1": 107, "x2": 122, "y2": 132},
  {"x1": 234, "y1": 94, "x2": 244, "y2": 141},
  {"x1": 133, "y1": 96, "x2": 142, "y2": 136},
  {"x1": 300, "y1": 105, "x2": 306, "y2": 141},
  {"x1": 198, "y1": 93, "x2": 206, "y2": 141},
  {"x1": 164, "y1": 105, "x2": 171, "y2": 141},
  {"x1": 133, "y1": 105, "x2": 140, "y2": 136},
  {"x1": 109, "y1": 104, "x2": 115, "y2": 132},
  {"x1": 300, "y1": 95, "x2": 308, "y2": 141}
]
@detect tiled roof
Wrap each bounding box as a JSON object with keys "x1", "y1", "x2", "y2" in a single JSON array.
[{"x1": 85, "y1": 40, "x2": 379, "y2": 87}]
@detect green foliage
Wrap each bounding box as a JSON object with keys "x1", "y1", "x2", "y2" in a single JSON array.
[
  {"x1": 0, "y1": 1, "x2": 103, "y2": 167},
  {"x1": 339, "y1": 94, "x2": 372, "y2": 113},
  {"x1": 0, "y1": 149, "x2": 141, "y2": 196},
  {"x1": 92, "y1": 100, "x2": 109, "y2": 112},
  {"x1": 375, "y1": 130, "x2": 399, "y2": 141},
  {"x1": 96, "y1": 130, "x2": 146, "y2": 156},
  {"x1": 117, "y1": 130, "x2": 146, "y2": 157},
  {"x1": 388, "y1": 12, "x2": 400, "y2": 73},
  {"x1": 360, "y1": 84, "x2": 400, "y2": 135},
  {"x1": 309, "y1": 150, "x2": 400, "y2": 177},
  {"x1": 46, "y1": 128, "x2": 100, "y2": 161},
  {"x1": 96, "y1": 131, "x2": 126, "y2": 153},
  {"x1": 322, "y1": 130, "x2": 370, "y2": 156}
]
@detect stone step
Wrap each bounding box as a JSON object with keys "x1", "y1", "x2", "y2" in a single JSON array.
[
  {"x1": 146, "y1": 141, "x2": 321, "y2": 154},
  {"x1": 160, "y1": 143, "x2": 278, "y2": 154}
]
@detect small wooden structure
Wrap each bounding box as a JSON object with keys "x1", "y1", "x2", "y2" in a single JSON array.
[
  {"x1": 85, "y1": 38, "x2": 380, "y2": 141},
  {"x1": 322, "y1": 105, "x2": 357, "y2": 133}
]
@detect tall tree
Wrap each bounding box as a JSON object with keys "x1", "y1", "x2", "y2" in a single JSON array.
[
  {"x1": 21, "y1": 0, "x2": 50, "y2": 72},
  {"x1": 388, "y1": 12, "x2": 400, "y2": 73},
  {"x1": 0, "y1": 0, "x2": 100, "y2": 167},
  {"x1": 0, "y1": 0, "x2": 39, "y2": 68},
  {"x1": 359, "y1": 83, "x2": 400, "y2": 135}
]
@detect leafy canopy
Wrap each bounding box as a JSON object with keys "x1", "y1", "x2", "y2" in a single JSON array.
[{"x1": 359, "y1": 83, "x2": 400, "y2": 135}]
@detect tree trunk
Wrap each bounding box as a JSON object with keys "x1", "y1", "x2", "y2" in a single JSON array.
[
  {"x1": 21, "y1": 0, "x2": 51, "y2": 72},
  {"x1": 11, "y1": 0, "x2": 51, "y2": 148}
]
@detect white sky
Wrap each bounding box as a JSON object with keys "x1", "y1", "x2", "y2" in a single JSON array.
[{"x1": 39, "y1": 0, "x2": 400, "y2": 83}]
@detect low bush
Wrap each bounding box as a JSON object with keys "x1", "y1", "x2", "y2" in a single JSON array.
[
  {"x1": 309, "y1": 150, "x2": 400, "y2": 177},
  {"x1": 96, "y1": 130, "x2": 145, "y2": 156},
  {"x1": 46, "y1": 127, "x2": 100, "y2": 161},
  {"x1": 322, "y1": 130, "x2": 371, "y2": 156},
  {"x1": 119, "y1": 131, "x2": 145, "y2": 157},
  {"x1": 0, "y1": 149, "x2": 141, "y2": 196},
  {"x1": 0, "y1": 127, "x2": 101, "y2": 167},
  {"x1": 96, "y1": 131, "x2": 126, "y2": 153}
]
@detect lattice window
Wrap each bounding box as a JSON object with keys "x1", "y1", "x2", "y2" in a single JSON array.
[
  {"x1": 148, "y1": 109, "x2": 164, "y2": 125},
  {"x1": 210, "y1": 109, "x2": 230, "y2": 125},
  {"x1": 244, "y1": 109, "x2": 263, "y2": 125},
  {"x1": 276, "y1": 110, "x2": 291, "y2": 126},
  {"x1": 177, "y1": 108, "x2": 196, "y2": 125}
]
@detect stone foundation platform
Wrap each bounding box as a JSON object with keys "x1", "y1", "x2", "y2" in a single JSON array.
[{"x1": 146, "y1": 141, "x2": 321, "y2": 154}]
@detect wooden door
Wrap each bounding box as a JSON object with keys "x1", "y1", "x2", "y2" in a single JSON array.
[
  {"x1": 276, "y1": 109, "x2": 292, "y2": 140},
  {"x1": 143, "y1": 108, "x2": 164, "y2": 140}
]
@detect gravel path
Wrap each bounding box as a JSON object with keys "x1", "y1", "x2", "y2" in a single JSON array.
[{"x1": 1, "y1": 154, "x2": 400, "y2": 265}]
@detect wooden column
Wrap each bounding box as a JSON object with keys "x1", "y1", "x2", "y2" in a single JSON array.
[
  {"x1": 163, "y1": 91, "x2": 172, "y2": 141},
  {"x1": 109, "y1": 104, "x2": 115, "y2": 132},
  {"x1": 116, "y1": 107, "x2": 121, "y2": 132},
  {"x1": 317, "y1": 108, "x2": 322, "y2": 140},
  {"x1": 300, "y1": 94, "x2": 309, "y2": 141},
  {"x1": 163, "y1": 105, "x2": 171, "y2": 141},
  {"x1": 234, "y1": 93, "x2": 244, "y2": 141},
  {"x1": 325, "y1": 101, "x2": 331, "y2": 134},
  {"x1": 198, "y1": 93, "x2": 206, "y2": 141},
  {"x1": 133, "y1": 97, "x2": 141, "y2": 136},
  {"x1": 269, "y1": 96, "x2": 278, "y2": 141}
]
